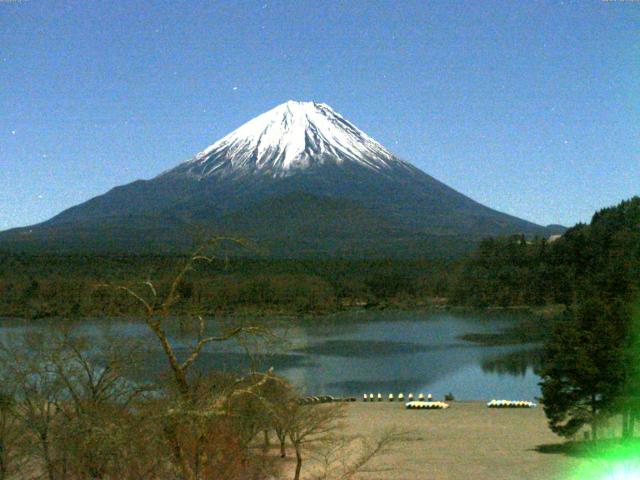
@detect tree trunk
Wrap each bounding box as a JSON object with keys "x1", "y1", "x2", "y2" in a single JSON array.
[
  {"x1": 263, "y1": 430, "x2": 270, "y2": 448},
  {"x1": 591, "y1": 394, "x2": 598, "y2": 441},
  {"x1": 293, "y1": 445, "x2": 302, "y2": 480},
  {"x1": 276, "y1": 429, "x2": 286, "y2": 457},
  {"x1": 194, "y1": 435, "x2": 203, "y2": 480},
  {"x1": 164, "y1": 422, "x2": 195, "y2": 480},
  {"x1": 0, "y1": 440, "x2": 6, "y2": 480},
  {"x1": 280, "y1": 437, "x2": 287, "y2": 458},
  {"x1": 60, "y1": 447, "x2": 68, "y2": 480},
  {"x1": 149, "y1": 322, "x2": 190, "y2": 396},
  {"x1": 622, "y1": 407, "x2": 629, "y2": 439},
  {"x1": 41, "y1": 433, "x2": 56, "y2": 480}
]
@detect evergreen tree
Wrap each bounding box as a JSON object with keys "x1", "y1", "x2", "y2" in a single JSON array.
[
  {"x1": 538, "y1": 295, "x2": 630, "y2": 439},
  {"x1": 617, "y1": 299, "x2": 640, "y2": 438}
]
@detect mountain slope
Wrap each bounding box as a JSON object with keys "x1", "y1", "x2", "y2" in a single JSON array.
[{"x1": 0, "y1": 101, "x2": 563, "y2": 257}]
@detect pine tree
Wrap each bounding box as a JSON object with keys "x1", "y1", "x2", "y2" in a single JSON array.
[
  {"x1": 618, "y1": 299, "x2": 640, "y2": 438},
  {"x1": 538, "y1": 295, "x2": 630, "y2": 439}
]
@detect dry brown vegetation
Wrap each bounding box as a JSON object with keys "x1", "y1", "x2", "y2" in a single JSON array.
[
  {"x1": 332, "y1": 402, "x2": 582, "y2": 480},
  {"x1": 0, "y1": 242, "x2": 404, "y2": 480}
]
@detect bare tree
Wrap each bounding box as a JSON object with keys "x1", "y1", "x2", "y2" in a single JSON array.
[
  {"x1": 286, "y1": 403, "x2": 345, "y2": 480},
  {"x1": 49, "y1": 331, "x2": 157, "y2": 480},
  {"x1": 0, "y1": 240, "x2": 406, "y2": 480},
  {"x1": 0, "y1": 327, "x2": 165, "y2": 480},
  {"x1": 106, "y1": 238, "x2": 281, "y2": 480},
  {"x1": 1, "y1": 335, "x2": 66, "y2": 480},
  {"x1": 261, "y1": 380, "x2": 298, "y2": 459},
  {"x1": 308, "y1": 428, "x2": 410, "y2": 480},
  {"x1": 274, "y1": 401, "x2": 408, "y2": 480},
  {"x1": 105, "y1": 238, "x2": 266, "y2": 396},
  {"x1": 225, "y1": 370, "x2": 294, "y2": 458},
  {"x1": 0, "y1": 387, "x2": 24, "y2": 480}
]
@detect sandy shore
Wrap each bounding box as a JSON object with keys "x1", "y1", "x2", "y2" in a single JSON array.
[{"x1": 292, "y1": 401, "x2": 582, "y2": 480}]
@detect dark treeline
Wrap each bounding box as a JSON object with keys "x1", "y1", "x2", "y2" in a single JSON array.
[
  {"x1": 452, "y1": 197, "x2": 640, "y2": 307},
  {"x1": 0, "y1": 254, "x2": 402, "y2": 480},
  {"x1": 452, "y1": 196, "x2": 640, "y2": 440},
  {"x1": 455, "y1": 197, "x2": 640, "y2": 439},
  {"x1": 447, "y1": 197, "x2": 640, "y2": 441},
  {"x1": 535, "y1": 197, "x2": 640, "y2": 440},
  {"x1": 2, "y1": 197, "x2": 638, "y2": 321},
  {"x1": 0, "y1": 254, "x2": 457, "y2": 319},
  {"x1": 454, "y1": 196, "x2": 640, "y2": 440}
]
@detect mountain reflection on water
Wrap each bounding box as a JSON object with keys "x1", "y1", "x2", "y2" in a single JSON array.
[
  {"x1": 0, "y1": 310, "x2": 543, "y2": 401},
  {"x1": 480, "y1": 349, "x2": 544, "y2": 377}
]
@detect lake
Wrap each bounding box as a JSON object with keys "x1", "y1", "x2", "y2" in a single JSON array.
[{"x1": 0, "y1": 310, "x2": 543, "y2": 401}]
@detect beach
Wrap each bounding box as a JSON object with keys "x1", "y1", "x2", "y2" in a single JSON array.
[{"x1": 283, "y1": 401, "x2": 582, "y2": 480}]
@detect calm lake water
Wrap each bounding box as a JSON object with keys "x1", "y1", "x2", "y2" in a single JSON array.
[{"x1": 0, "y1": 310, "x2": 542, "y2": 401}]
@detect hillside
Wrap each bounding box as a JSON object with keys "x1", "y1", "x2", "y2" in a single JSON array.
[{"x1": 0, "y1": 101, "x2": 562, "y2": 257}]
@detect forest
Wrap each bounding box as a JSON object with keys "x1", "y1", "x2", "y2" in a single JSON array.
[
  {"x1": 0, "y1": 254, "x2": 455, "y2": 319},
  {"x1": 0, "y1": 264, "x2": 403, "y2": 480},
  {"x1": 532, "y1": 197, "x2": 640, "y2": 441},
  {"x1": 450, "y1": 195, "x2": 640, "y2": 442},
  {"x1": 0, "y1": 198, "x2": 639, "y2": 476},
  {"x1": 453, "y1": 196, "x2": 640, "y2": 307},
  {"x1": 1, "y1": 197, "x2": 638, "y2": 320}
]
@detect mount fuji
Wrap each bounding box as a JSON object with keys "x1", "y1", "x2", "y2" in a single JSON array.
[{"x1": 0, "y1": 101, "x2": 563, "y2": 257}]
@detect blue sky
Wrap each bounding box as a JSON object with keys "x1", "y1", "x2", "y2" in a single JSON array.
[{"x1": 1, "y1": 0, "x2": 638, "y2": 230}]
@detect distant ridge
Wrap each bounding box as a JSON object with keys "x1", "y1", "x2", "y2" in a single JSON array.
[{"x1": 0, "y1": 101, "x2": 564, "y2": 257}]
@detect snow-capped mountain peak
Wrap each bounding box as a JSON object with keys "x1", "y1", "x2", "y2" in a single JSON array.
[{"x1": 170, "y1": 101, "x2": 408, "y2": 178}]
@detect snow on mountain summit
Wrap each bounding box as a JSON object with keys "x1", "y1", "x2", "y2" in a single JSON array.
[
  {"x1": 2, "y1": 101, "x2": 560, "y2": 255},
  {"x1": 168, "y1": 101, "x2": 409, "y2": 179}
]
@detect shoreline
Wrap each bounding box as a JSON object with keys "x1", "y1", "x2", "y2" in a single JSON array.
[
  {"x1": 0, "y1": 301, "x2": 563, "y2": 321},
  {"x1": 0, "y1": 303, "x2": 561, "y2": 350},
  {"x1": 300, "y1": 401, "x2": 581, "y2": 480}
]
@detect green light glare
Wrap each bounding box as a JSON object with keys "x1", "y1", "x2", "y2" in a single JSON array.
[
  {"x1": 563, "y1": 300, "x2": 640, "y2": 480},
  {"x1": 565, "y1": 441, "x2": 640, "y2": 480},
  {"x1": 602, "y1": 464, "x2": 640, "y2": 480}
]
